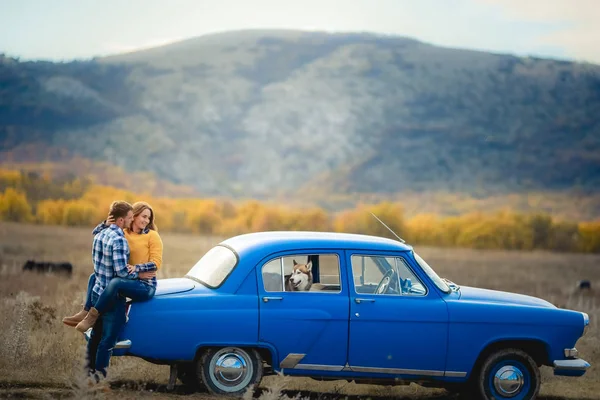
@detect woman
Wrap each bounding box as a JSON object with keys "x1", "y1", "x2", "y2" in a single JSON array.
[{"x1": 62, "y1": 201, "x2": 164, "y2": 331}]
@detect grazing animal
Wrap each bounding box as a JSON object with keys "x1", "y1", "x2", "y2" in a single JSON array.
[
  {"x1": 22, "y1": 260, "x2": 73, "y2": 276},
  {"x1": 578, "y1": 280, "x2": 591, "y2": 290},
  {"x1": 285, "y1": 260, "x2": 313, "y2": 291}
]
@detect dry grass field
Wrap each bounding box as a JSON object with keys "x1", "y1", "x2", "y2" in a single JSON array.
[{"x1": 0, "y1": 221, "x2": 599, "y2": 399}]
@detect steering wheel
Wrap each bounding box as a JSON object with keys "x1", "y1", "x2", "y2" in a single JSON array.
[{"x1": 375, "y1": 269, "x2": 395, "y2": 294}]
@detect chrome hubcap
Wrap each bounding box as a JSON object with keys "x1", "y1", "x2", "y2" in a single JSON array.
[
  {"x1": 210, "y1": 348, "x2": 252, "y2": 391},
  {"x1": 215, "y1": 353, "x2": 247, "y2": 385},
  {"x1": 493, "y1": 365, "x2": 524, "y2": 397}
]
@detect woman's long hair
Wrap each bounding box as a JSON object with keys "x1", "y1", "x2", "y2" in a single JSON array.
[{"x1": 130, "y1": 201, "x2": 158, "y2": 232}]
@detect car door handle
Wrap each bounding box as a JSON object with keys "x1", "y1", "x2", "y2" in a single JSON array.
[
  {"x1": 263, "y1": 296, "x2": 283, "y2": 302},
  {"x1": 355, "y1": 298, "x2": 375, "y2": 303}
]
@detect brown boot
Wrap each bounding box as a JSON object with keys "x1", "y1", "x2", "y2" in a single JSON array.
[
  {"x1": 62, "y1": 307, "x2": 88, "y2": 327},
  {"x1": 76, "y1": 307, "x2": 99, "y2": 333}
]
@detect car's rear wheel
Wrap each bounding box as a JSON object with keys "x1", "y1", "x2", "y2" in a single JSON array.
[
  {"x1": 176, "y1": 362, "x2": 206, "y2": 392},
  {"x1": 198, "y1": 347, "x2": 263, "y2": 396},
  {"x1": 474, "y1": 348, "x2": 540, "y2": 400}
]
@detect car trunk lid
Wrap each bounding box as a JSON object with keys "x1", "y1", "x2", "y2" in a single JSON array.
[{"x1": 154, "y1": 278, "x2": 196, "y2": 297}]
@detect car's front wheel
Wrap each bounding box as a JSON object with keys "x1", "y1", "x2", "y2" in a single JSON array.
[
  {"x1": 198, "y1": 347, "x2": 263, "y2": 396},
  {"x1": 474, "y1": 348, "x2": 540, "y2": 400}
]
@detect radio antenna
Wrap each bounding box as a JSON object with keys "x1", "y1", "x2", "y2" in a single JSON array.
[{"x1": 370, "y1": 212, "x2": 406, "y2": 243}]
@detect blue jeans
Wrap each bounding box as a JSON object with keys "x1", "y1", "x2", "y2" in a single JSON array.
[
  {"x1": 84, "y1": 273, "x2": 96, "y2": 310},
  {"x1": 84, "y1": 274, "x2": 156, "y2": 313},
  {"x1": 83, "y1": 274, "x2": 155, "y2": 377},
  {"x1": 86, "y1": 291, "x2": 127, "y2": 377}
]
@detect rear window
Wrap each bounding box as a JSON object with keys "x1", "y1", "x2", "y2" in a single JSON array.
[{"x1": 185, "y1": 245, "x2": 238, "y2": 288}]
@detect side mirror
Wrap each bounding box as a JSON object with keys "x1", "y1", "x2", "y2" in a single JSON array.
[{"x1": 403, "y1": 278, "x2": 412, "y2": 292}]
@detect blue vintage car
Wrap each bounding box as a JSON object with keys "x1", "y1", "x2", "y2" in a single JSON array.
[{"x1": 87, "y1": 231, "x2": 590, "y2": 399}]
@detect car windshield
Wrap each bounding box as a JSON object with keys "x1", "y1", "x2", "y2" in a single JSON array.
[
  {"x1": 185, "y1": 245, "x2": 238, "y2": 288},
  {"x1": 412, "y1": 252, "x2": 451, "y2": 294}
]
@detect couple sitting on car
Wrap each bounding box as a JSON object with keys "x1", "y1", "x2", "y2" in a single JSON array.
[{"x1": 62, "y1": 200, "x2": 163, "y2": 379}]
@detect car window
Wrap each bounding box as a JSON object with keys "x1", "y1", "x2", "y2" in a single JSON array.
[
  {"x1": 351, "y1": 255, "x2": 427, "y2": 296},
  {"x1": 413, "y1": 252, "x2": 451, "y2": 293},
  {"x1": 262, "y1": 253, "x2": 341, "y2": 293},
  {"x1": 185, "y1": 245, "x2": 238, "y2": 288}
]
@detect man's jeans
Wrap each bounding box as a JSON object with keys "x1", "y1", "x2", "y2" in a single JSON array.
[
  {"x1": 84, "y1": 273, "x2": 96, "y2": 311},
  {"x1": 84, "y1": 275, "x2": 154, "y2": 377},
  {"x1": 86, "y1": 291, "x2": 126, "y2": 377},
  {"x1": 84, "y1": 274, "x2": 156, "y2": 313}
]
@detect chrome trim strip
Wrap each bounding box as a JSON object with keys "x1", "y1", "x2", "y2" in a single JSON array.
[
  {"x1": 280, "y1": 353, "x2": 305, "y2": 369},
  {"x1": 444, "y1": 371, "x2": 467, "y2": 378},
  {"x1": 115, "y1": 339, "x2": 132, "y2": 349},
  {"x1": 294, "y1": 364, "x2": 345, "y2": 371},
  {"x1": 553, "y1": 359, "x2": 590, "y2": 371},
  {"x1": 287, "y1": 362, "x2": 466, "y2": 377},
  {"x1": 83, "y1": 328, "x2": 131, "y2": 349},
  {"x1": 350, "y1": 366, "x2": 444, "y2": 377}
]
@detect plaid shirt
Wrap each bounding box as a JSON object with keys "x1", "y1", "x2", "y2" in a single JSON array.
[
  {"x1": 92, "y1": 222, "x2": 158, "y2": 286},
  {"x1": 92, "y1": 224, "x2": 139, "y2": 296}
]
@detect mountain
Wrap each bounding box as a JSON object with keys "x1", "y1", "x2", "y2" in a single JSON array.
[{"x1": 1, "y1": 29, "x2": 599, "y2": 201}]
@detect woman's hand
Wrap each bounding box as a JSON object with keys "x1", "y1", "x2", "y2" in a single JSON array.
[
  {"x1": 106, "y1": 214, "x2": 116, "y2": 225},
  {"x1": 139, "y1": 271, "x2": 156, "y2": 280},
  {"x1": 127, "y1": 264, "x2": 136, "y2": 273}
]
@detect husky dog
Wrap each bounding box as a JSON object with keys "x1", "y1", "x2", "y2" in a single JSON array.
[{"x1": 285, "y1": 260, "x2": 313, "y2": 291}]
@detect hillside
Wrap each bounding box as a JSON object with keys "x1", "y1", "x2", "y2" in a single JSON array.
[{"x1": 1, "y1": 29, "x2": 599, "y2": 201}]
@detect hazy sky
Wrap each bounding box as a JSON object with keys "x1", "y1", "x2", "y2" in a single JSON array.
[{"x1": 1, "y1": 0, "x2": 598, "y2": 64}]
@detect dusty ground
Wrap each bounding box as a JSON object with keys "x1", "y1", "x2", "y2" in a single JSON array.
[{"x1": 0, "y1": 222, "x2": 599, "y2": 399}]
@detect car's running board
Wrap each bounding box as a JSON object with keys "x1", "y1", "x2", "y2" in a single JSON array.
[{"x1": 83, "y1": 328, "x2": 132, "y2": 349}]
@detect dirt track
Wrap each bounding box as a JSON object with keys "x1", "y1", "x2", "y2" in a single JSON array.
[{"x1": 2, "y1": 380, "x2": 600, "y2": 400}]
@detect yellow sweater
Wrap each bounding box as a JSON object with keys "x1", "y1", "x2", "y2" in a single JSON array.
[{"x1": 125, "y1": 229, "x2": 163, "y2": 269}]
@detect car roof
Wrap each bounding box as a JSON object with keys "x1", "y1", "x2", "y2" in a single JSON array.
[{"x1": 220, "y1": 231, "x2": 413, "y2": 257}]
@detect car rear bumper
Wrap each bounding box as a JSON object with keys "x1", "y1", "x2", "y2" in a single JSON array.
[
  {"x1": 83, "y1": 328, "x2": 132, "y2": 350},
  {"x1": 553, "y1": 358, "x2": 590, "y2": 377}
]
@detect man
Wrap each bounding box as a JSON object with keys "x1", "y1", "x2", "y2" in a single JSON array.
[{"x1": 85, "y1": 200, "x2": 156, "y2": 381}]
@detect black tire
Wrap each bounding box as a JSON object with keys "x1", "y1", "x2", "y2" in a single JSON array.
[
  {"x1": 443, "y1": 382, "x2": 466, "y2": 394},
  {"x1": 198, "y1": 347, "x2": 263, "y2": 396},
  {"x1": 473, "y1": 348, "x2": 540, "y2": 400},
  {"x1": 176, "y1": 362, "x2": 206, "y2": 392}
]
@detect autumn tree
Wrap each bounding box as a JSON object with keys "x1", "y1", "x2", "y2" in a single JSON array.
[
  {"x1": 0, "y1": 188, "x2": 33, "y2": 222},
  {"x1": 578, "y1": 221, "x2": 600, "y2": 253},
  {"x1": 62, "y1": 200, "x2": 97, "y2": 226},
  {"x1": 334, "y1": 202, "x2": 406, "y2": 239},
  {"x1": 36, "y1": 199, "x2": 66, "y2": 225}
]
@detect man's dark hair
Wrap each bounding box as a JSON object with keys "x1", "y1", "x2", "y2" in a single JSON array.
[{"x1": 109, "y1": 201, "x2": 133, "y2": 220}]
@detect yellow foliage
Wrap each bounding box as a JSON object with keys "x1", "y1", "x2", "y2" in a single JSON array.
[
  {"x1": 0, "y1": 188, "x2": 33, "y2": 222},
  {"x1": 288, "y1": 208, "x2": 332, "y2": 231},
  {"x1": 406, "y1": 214, "x2": 443, "y2": 245},
  {"x1": 189, "y1": 208, "x2": 222, "y2": 234},
  {"x1": 235, "y1": 200, "x2": 267, "y2": 231},
  {"x1": 250, "y1": 207, "x2": 288, "y2": 232},
  {"x1": 216, "y1": 216, "x2": 249, "y2": 236},
  {"x1": 36, "y1": 199, "x2": 67, "y2": 225},
  {"x1": 334, "y1": 202, "x2": 406, "y2": 239},
  {"x1": 62, "y1": 200, "x2": 98, "y2": 226},
  {"x1": 1, "y1": 168, "x2": 599, "y2": 253},
  {"x1": 579, "y1": 221, "x2": 600, "y2": 253},
  {"x1": 147, "y1": 198, "x2": 175, "y2": 232},
  {"x1": 0, "y1": 169, "x2": 21, "y2": 188}
]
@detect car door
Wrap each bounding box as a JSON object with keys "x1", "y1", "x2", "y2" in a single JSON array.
[
  {"x1": 346, "y1": 250, "x2": 449, "y2": 376},
  {"x1": 257, "y1": 250, "x2": 350, "y2": 372}
]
